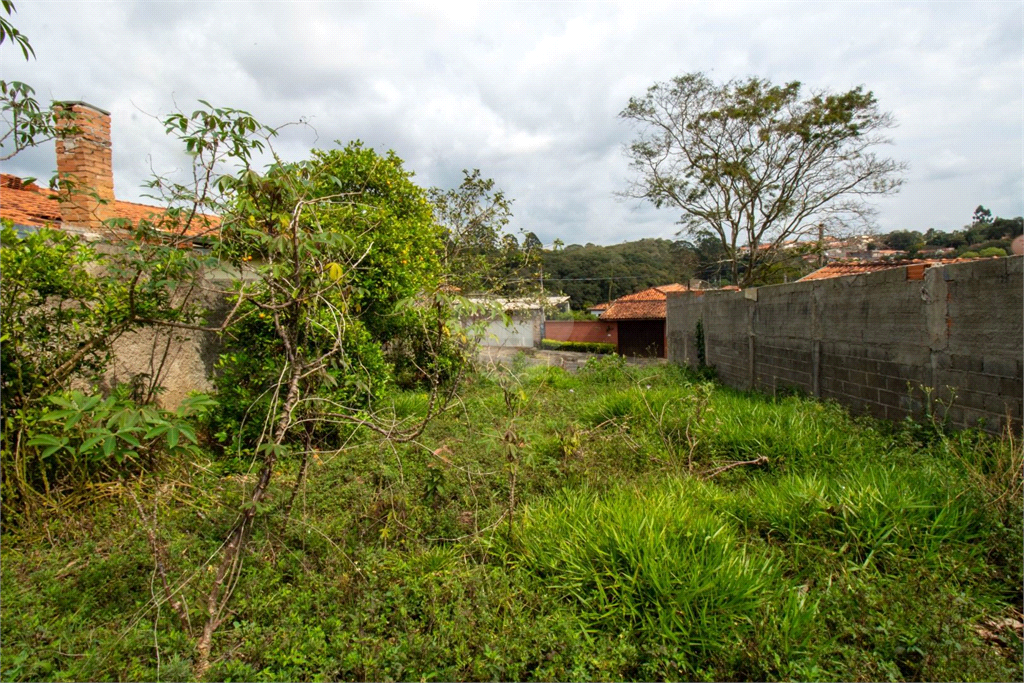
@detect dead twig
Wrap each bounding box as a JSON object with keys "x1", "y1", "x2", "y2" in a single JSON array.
[{"x1": 700, "y1": 455, "x2": 769, "y2": 479}]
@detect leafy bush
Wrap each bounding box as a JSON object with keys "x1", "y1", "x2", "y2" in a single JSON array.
[
  {"x1": 578, "y1": 353, "x2": 633, "y2": 383},
  {"x1": 10, "y1": 389, "x2": 211, "y2": 507},
  {"x1": 0, "y1": 223, "x2": 204, "y2": 512},
  {"x1": 207, "y1": 142, "x2": 463, "y2": 456},
  {"x1": 540, "y1": 339, "x2": 616, "y2": 354}
]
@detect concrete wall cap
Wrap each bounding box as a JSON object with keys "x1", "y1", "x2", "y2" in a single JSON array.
[{"x1": 55, "y1": 101, "x2": 111, "y2": 115}]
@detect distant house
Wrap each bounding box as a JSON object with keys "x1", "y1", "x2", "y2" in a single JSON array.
[
  {"x1": 587, "y1": 302, "x2": 610, "y2": 317},
  {"x1": 599, "y1": 283, "x2": 697, "y2": 357},
  {"x1": 467, "y1": 294, "x2": 571, "y2": 348}
]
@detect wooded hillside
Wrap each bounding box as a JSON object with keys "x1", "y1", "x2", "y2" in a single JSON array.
[{"x1": 541, "y1": 238, "x2": 697, "y2": 308}]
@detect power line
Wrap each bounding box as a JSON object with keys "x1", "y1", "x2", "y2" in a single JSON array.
[{"x1": 503, "y1": 275, "x2": 656, "y2": 283}]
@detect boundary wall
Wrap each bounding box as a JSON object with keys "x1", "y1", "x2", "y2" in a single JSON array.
[
  {"x1": 544, "y1": 320, "x2": 618, "y2": 345},
  {"x1": 666, "y1": 257, "x2": 1023, "y2": 433}
]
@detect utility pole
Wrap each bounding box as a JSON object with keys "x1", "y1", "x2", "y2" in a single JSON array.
[{"x1": 818, "y1": 223, "x2": 825, "y2": 268}]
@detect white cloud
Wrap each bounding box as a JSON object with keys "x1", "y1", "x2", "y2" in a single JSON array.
[{"x1": 2, "y1": 0, "x2": 1020, "y2": 243}]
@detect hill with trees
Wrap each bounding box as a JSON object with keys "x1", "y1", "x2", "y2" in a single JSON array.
[{"x1": 541, "y1": 238, "x2": 698, "y2": 308}]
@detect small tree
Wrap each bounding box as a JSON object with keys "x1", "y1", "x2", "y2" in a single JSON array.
[
  {"x1": 620, "y1": 72, "x2": 907, "y2": 287},
  {"x1": 145, "y1": 110, "x2": 474, "y2": 676},
  {"x1": 429, "y1": 169, "x2": 542, "y2": 297},
  {"x1": 429, "y1": 169, "x2": 514, "y2": 293}
]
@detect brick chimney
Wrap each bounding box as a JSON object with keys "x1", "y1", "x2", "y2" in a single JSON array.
[{"x1": 54, "y1": 101, "x2": 115, "y2": 230}]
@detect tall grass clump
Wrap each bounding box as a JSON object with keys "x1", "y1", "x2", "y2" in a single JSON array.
[
  {"x1": 728, "y1": 466, "x2": 988, "y2": 571},
  {"x1": 496, "y1": 479, "x2": 801, "y2": 670}
]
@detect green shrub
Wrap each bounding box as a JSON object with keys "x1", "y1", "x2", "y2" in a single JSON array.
[
  {"x1": 578, "y1": 353, "x2": 633, "y2": 383},
  {"x1": 540, "y1": 339, "x2": 616, "y2": 354}
]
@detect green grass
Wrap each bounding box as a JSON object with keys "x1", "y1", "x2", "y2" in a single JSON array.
[{"x1": 2, "y1": 358, "x2": 1020, "y2": 681}]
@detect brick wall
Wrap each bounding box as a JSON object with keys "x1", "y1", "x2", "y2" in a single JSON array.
[
  {"x1": 544, "y1": 320, "x2": 618, "y2": 344},
  {"x1": 667, "y1": 257, "x2": 1023, "y2": 433}
]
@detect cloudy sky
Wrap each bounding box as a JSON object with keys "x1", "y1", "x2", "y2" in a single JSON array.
[{"x1": 3, "y1": 1, "x2": 1021, "y2": 246}]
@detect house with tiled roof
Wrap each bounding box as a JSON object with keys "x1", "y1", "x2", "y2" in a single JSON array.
[
  {"x1": 1, "y1": 102, "x2": 216, "y2": 242},
  {"x1": 599, "y1": 283, "x2": 699, "y2": 357}
]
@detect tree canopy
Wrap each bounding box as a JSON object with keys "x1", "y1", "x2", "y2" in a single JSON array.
[
  {"x1": 620, "y1": 72, "x2": 907, "y2": 287},
  {"x1": 428, "y1": 169, "x2": 540, "y2": 296},
  {"x1": 541, "y1": 238, "x2": 697, "y2": 308}
]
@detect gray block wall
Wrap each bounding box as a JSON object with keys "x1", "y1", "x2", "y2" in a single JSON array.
[{"x1": 667, "y1": 257, "x2": 1023, "y2": 433}]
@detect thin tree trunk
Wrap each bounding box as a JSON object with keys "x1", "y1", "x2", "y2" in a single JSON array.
[{"x1": 193, "y1": 359, "x2": 303, "y2": 679}]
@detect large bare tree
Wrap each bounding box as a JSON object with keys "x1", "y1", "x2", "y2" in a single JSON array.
[{"x1": 620, "y1": 73, "x2": 907, "y2": 286}]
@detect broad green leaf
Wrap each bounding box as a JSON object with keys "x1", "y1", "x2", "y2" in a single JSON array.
[
  {"x1": 117, "y1": 431, "x2": 142, "y2": 448},
  {"x1": 144, "y1": 425, "x2": 169, "y2": 440},
  {"x1": 79, "y1": 435, "x2": 105, "y2": 453},
  {"x1": 26, "y1": 434, "x2": 62, "y2": 447},
  {"x1": 40, "y1": 409, "x2": 77, "y2": 422},
  {"x1": 178, "y1": 424, "x2": 197, "y2": 445}
]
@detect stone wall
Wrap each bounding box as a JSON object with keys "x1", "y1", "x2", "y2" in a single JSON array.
[
  {"x1": 667, "y1": 257, "x2": 1023, "y2": 433},
  {"x1": 101, "y1": 282, "x2": 231, "y2": 409}
]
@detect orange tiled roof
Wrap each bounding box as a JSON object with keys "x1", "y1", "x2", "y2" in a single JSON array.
[
  {"x1": 0, "y1": 173, "x2": 218, "y2": 238},
  {"x1": 600, "y1": 283, "x2": 693, "y2": 321},
  {"x1": 798, "y1": 258, "x2": 986, "y2": 282}
]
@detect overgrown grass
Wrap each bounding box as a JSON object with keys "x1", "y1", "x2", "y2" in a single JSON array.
[{"x1": 2, "y1": 358, "x2": 1020, "y2": 681}]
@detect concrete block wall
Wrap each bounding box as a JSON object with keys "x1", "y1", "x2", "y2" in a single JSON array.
[{"x1": 667, "y1": 257, "x2": 1023, "y2": 433}]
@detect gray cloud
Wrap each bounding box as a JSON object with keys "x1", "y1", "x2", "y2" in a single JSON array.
[{"x1": 3, "y1": 1, "x2": 1021, "y2": 245}]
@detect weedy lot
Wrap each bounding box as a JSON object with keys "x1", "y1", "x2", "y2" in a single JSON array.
[{"x1": 2, "y1": 356, "x2": 1021, "y2": 682}]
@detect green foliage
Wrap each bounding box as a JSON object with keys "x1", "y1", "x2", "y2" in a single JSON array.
[
  {"x1": 206, "y1": 140, "x2": 460, "y2": 456},
  {"x1": 882, "y1": 229, "x2": 925, "y2": 253},
  {"x1": 1, "y1": 363, "x2": 1021, "y2": 681},
  {"x1": 1, "y1": 2, "x2": 79, "y2": 164},
  {"x1": 0, "y1": 226, "x2": 199, "y2": 414},
  {"x1": 498, "y1": 481, "x2": 786, "y2": 666},
  {"x1": 14, "y1": 389, "x2": 212, "y2": 498},
  {"x1": 429, "y1": 169, "x2": 540, "y2": 296},
  {"x1": 578, "y1": 353, "x2": 634, "y2": 384},
  {"x1": 978, "y1": 246, "x2": 1007, "y2": 258},
  {"x1": 546, "y1": 308, "x2": 597, "y2": 321},
  {"x1": 540, "y1": 339, "x2": 616, "y2": 354},
  {"x1": 921, "y1": 213, "x2": 1023, "y2": 252},
  {"x1": 695, "y1": 317, "x2": 707, "y2": 367},
  {"x1": 308, "y1": 142, "x2": 442, "y2": 324},
  {"x1": 0, "y1": 223, "x2": 204, "y2": 511}
]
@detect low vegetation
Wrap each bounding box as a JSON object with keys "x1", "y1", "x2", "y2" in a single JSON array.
[
  {"x1": 2, "y1": 357, "x2": 1020, "y2": 682},
  {"x1": 540, "y1": 340, "x2": 616, "y2": 354}
]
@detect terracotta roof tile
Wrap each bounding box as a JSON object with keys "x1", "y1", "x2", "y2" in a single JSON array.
[
  {"x1": 798, "y1": 258, "x2": 988, "y2": 282},
  {"x1": 1, "y1": 173, "x2": 218, "y2": 239},
  {"x1": 599, "y1": 283, "x2": 693, "y2": 320}
]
